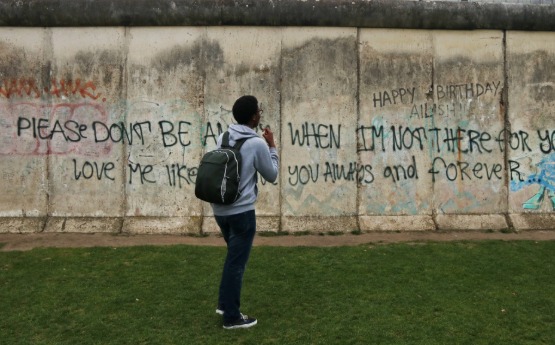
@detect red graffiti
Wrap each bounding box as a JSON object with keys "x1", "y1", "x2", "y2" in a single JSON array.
[
  {"x1": 0, "y1": 78, "x2": 103, "y2": 101},
  {"x1": 0, "y1": 79, "x2": 41, "y2": 99},
  {"x1": 46, "y1": 79, "x2": 102, "y2": 100},
  {"x1": 0, "y1": 102, "x2": 112, "y2": 156}
]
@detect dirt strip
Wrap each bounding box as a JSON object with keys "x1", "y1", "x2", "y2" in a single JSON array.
[{"x1": 1, "y1": 230, "x2": 555, "y2": 251}]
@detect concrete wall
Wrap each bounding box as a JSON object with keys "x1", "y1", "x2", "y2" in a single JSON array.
[{"x1": 1, "y1": 1, "x2": 554, "y2": 234}]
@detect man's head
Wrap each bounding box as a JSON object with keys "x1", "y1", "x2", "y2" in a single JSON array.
[{"x1": 232, "y1": 95, "x2": 260, "y2": 127}]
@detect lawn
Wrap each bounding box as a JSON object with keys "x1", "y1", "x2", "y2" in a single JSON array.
[{"x1": 1, "y1": 240, "x2": 554, "y2": 344}]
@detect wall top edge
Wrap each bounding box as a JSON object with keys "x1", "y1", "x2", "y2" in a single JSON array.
[{"x1": 0, "y1": 0, "x2": 554, "y2": 31}]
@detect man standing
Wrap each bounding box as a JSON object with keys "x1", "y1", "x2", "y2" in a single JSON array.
[{"x1": 213, "y1": 95, "x2": 279, "y2": 329}]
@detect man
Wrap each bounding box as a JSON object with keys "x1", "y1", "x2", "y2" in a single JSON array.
[{"x1": 213, "y1": 95, "x2": 279, "y2": 329}]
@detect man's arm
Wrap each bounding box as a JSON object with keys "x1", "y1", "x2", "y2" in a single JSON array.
[{"x1": 255, "y1": 128, "x2": 279, "y2": 183}]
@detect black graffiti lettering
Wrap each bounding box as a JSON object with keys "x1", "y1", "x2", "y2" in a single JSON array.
[
  {"x1": 335, "y1": 163, "x2": 351, "y2": 181},
  {"x1": 428, "y1": 127, "x2": 441, "y2": 153},
  {"x1": 159, "y1": 121, "x2": 192, "y2": 147},
  {"x1": 62, "y1": 120, "x2": 86, "y2": 142},
  {"x1": 445, "y1": 162, "x2": 459, "y2": 181},
  {"x1": 323, "y1": 164, "x2": 333, "y2": 182},
  {"x1": 37, "y1": 119, "x2": 50, "y2": 139},
  {"x1": 54, "y1": 119, "x2": 87, "y2": 141},
  {"x1": 373, "y1": 87, "x2": 415, "y2": 108},
  {"x1": 19, "y1": 117, "x2": 49, "y2": 139},
  {"x1": 495, "y1": 129, "x2": 532, "y2": 152},
  {"x1": 465, "y1": 83, "x2": 474, "y2": 99},
  {"x1": 72, "y1": 159, "x2": 115, "y2": 181},
  {"x1": 345, "y1": 162, "x2": 374, "y2": 184},
  {"x1": 358, "y1": 125, "x2": 499, "y2": 154},
  {"x1": 188, "y1": 167, "x2": 198, "y2": 184},
  {"x1": 287, "y1": 164, "x2": 319, "y2": 186},
  {"x1": 437, "y1": 104, "x2": 446, "y2": 117},
  {"x1": 288, "y1": 165, "x2": 299, "y2": 186},
  {"x1": 517, "y1": 131, "x2": 532, "y2": 151},
  {"x1": 17, "y1": 117, "x2": 156, "y2": 144},
  {"x1": 356, "y1": 125, "x2": 385, "y2": 152},
  {"x1": 17, "y1": 117, "x2": 32, "y2": 137},
  {"x1": 130, "y1": 121, "x2": 151, "y2": 145},
  {"x1": 472, "y1": 162, "x2": 502, "y2": 180},
  {"x1": 509, "y1": 160, "x2": 525, "y2": 182},
  {"x1": 319, "y1": 124, "x2": 340, "y2": 149},
  {"x1": 323, "y1": 162, "x2": 353, "y2": 183},
  {"x1": 429, "y1": 157, "x2": 502, "y2": 182},
  {"x1": 409, "y1": 103, "x2": 435, "y2": 119},
  {"x1": 488, "y1": 163, "x2": 503, "y2": 180},
  {"x1": 443, "y1": 128, "x2": 464, "y2": 153},
  {"x1": 18, "y1": 116, "x2": 89, "y2": 141},
  {"x1": 50, "y1": 120, "x2": 66, "y2": 141},
  {"x1": 428, "y1": 157, "x2": 454, "y2": 182},
  {"x1": 356, "y1": 163, "x2": 374, "y2": 184},
  {"x1": 383, "y1": 156, "x2": 418, "y2": 183},
  {"x1": 471, "y1": 163, "x2": 484, "y2": 179},
  {"x1": 537, "y1": 129, "x2": 555, "y2": 154},
  {"x1": 298, "y1": 164, "x2": 319, "y2": 185},
  {"x1": 363, "y1": 165, "x2": 374, "y2": 184},
  {"x1": 165, "y1": 163, "x2": 196, "y2": 187},
  {"x1": 436, "y1": 86, "x2": 446, "y2": 100},
  {"x1": 436, "y1": 81, "x2": 501, "y2": 101},
  {"x1": 391, "y1": 126, "x2": 427, "y2": 152},
  {"x1": 457, "y1": 161, "x2": 471, "y2": 180},
  {"x1": 116, "y1": 121, "x2": 150, "y2": 145},
  {"x1": 92, "y1": 123, "x2": 109, "y2": 143},
  {"x1": 289, "y1": 162, "x2": 373, "y2": 185},
  {"x1": 288, "y1": 122, "x2": 340, "y2": 149},
  {"x1": 203, "y1": 121, "x2": 223, "y2": 146},
  {"x1": 412, "y1": 103, "x2": 467, "y2": 118},
  {"x1": 429, "y1": 127, "x2": 491, "y2": 154},
  {"x1": 93, "y1": 121, "x2": 151, "y2": 145},
  {"x1": 467, "y1": 129, "x2": 492, "y2": 154},
  {"x1": 93, "y1": 121, "x2": 114, "y2": 143},
  {"x1": 128, "y1": 163, "x2": 155, "y2": 184}
]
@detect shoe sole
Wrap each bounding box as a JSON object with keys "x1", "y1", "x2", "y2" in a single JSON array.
[
  {"x1": 223, "y1": 320, "x2": 257, "y2": 329},
  {"x1": 216, "y1": 309, "x2": 224, "y2": 315}
]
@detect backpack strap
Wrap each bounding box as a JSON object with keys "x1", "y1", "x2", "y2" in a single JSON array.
[
  {"x1": 221, "y1": 131, "x2": 249, "y2": 150},
  {"x1": 221, "y1": 131, "x2": 232, "y2": 147}
]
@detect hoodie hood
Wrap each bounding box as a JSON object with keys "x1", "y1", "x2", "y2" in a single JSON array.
[{"x1": 227, "y1": 124, "x2": 260, "y2": 142}]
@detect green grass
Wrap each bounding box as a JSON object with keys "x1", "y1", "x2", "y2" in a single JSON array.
[{"x1": 1, "y1": 241, "x2": 554, "y2": 344}]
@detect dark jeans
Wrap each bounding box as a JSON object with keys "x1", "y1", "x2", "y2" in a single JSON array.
[{"x1": 215, "y1": 210, "x2": 256, "y2": 322}]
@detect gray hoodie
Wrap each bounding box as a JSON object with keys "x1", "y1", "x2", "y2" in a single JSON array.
[{"x1": 211, "y1": 124, "x2": 279, "y2": 216}]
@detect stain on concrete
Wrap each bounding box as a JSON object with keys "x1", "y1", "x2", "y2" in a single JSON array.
[
  {"x1": 509, "y1": 51, "x2": 555, "y2": 127},
  {"x1": 222, "y1": 62, "x2": 274, "y2": 80},
  {"x1": 361, "y1": 51, "x2": 432, "y2": 89},
  {"x1": 532, "y1": 84, "x2": 555, "y2": 104},
  {"x1": 511, "y1": 51, "x2": 555, "y2": 90},
  {"x1": 434, "y1": 57, "x2": 502, "y2": 85},
  {"x1": 152, "y1": 39, "x2": 224, "y2": 73},
  {"x1": 0, "y1": 42, "x2": 39, "y2": 78},
  {"x1": 126, "y1": 38, "x2": 223, "y2": 108},
  {"x1": 523, "y1": 51, "x2": 555, "y2": 104},
  {"x1": 74, "y1": 51, "x2": 98, "y2": 76},
  {"x1": 282, "y1": 37, "x2": 357, "y2": 103},
  {"x1": 72, "y1": 50, "x2": 122, "y2": 76}
]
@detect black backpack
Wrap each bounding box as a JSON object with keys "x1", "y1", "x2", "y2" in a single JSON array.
[{"x1": 195, "y1": 132, "x2": 248, "y2": 204}]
